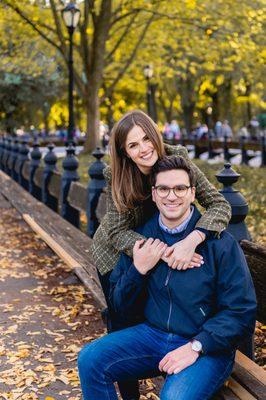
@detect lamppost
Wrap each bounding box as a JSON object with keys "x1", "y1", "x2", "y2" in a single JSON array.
[
  {"x1": 143, "y1": 64, "x2": 157, "y2": 122},
  {"x1": 62, "y1": 3, "x2": 81, "y2": 143}
]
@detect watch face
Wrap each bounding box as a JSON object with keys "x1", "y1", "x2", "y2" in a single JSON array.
[{"x1": 192, "y1": 340, "x2": 202, "y2": 352}]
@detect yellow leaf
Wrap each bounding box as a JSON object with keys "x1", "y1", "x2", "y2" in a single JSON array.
[
  {"x1": 86, "y1": 27, "x2": 93, "y2": 35},
  {"x1": 216, "y1": 75, "x2": 224, "y2": 86}
]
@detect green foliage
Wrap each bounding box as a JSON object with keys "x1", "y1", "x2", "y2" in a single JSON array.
[
  {"x1": 0, "y1": 0, "x2": 265, "y2": 138},
  {"x1": 0, "y1": 4, "x2": 65, "y2": 131}
]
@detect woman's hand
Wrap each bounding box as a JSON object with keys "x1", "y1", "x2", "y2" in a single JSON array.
[
  {"x1": 163, "y1": 230, "x2": 205, "y2": 270},
  {"x1": 133, "y1": 239, "x2": 168, "y2": 275}
]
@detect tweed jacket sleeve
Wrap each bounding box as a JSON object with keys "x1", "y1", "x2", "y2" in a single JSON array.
[
  {"x1": 103, "y1": 166, "x2": 146, "y2": 258},
  {"x1": 164, "y1": 144, "x2": 231, "y2": 234}
]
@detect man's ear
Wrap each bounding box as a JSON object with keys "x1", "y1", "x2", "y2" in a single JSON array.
[
  {"x1": 191, "y1": 186, "x2": 196, "y2": 203},
  {"x1": 152, "y1": 187, "x2": 156, "y2": 203}
]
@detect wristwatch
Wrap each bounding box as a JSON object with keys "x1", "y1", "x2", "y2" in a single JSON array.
[{"x1": 191, "y1": 340, "x2": 203, "y2": 354}]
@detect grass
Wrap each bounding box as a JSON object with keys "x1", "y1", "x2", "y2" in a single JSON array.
[{"x1": 59, "y1": 152, "x2": 265, "y2": 245}]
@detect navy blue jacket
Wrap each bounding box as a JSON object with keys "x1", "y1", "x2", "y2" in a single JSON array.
[{"x1": 109, "y1": 207, "x2": 257, "y2": 355}]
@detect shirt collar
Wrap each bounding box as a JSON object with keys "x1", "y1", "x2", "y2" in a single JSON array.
[{"x1": 158, "y1": 206, "x2": 194, "y2": 235}]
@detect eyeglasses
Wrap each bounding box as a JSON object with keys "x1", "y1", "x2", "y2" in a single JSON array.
[{"x1": 153, "y1": 185, "x2": 192, "y2": 198}]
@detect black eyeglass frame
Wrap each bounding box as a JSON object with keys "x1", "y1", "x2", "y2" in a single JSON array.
[{"x1": 153, "y1": 185, "x2": 192, "y2": 199}]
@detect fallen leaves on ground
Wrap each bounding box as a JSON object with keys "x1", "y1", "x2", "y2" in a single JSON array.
[{"x1": 0, "y1": 207, "x2": 104, "y2": 399}]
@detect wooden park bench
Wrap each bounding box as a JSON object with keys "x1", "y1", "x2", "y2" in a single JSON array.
[{"x1": 0, "y1": 169, "x2": 265, "y2": 399}]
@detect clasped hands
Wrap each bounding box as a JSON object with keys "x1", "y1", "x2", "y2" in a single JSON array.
[{"x1": 133, "y1": 234, "x2": 204, "y2": 275}]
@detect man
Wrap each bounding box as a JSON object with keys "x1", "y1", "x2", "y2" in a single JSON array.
[
  {"x1": 78, "y1": 156, "x2": 256, "y2": 400},
  {"x1": 221, "y1": 120, "x2": 233, "y2": 138},
  {"x1": 169, "y1": 119, "x2": 181, "y2": 141}
]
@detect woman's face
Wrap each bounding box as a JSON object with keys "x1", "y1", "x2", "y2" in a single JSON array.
[{"x1": 125, "y1": 125, "x2": 158, "y2": 174}]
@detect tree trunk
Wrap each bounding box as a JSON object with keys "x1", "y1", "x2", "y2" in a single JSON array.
[
  {"x1": 180, "y1": 77, "x2": 196, "y2": 134},
  {"x1": 223, "y1": 79, "x2": 233, "y2": 125},
  {"x1": 84, "y1": 87, "x2": 100, "y2": 152},
  {"x1": 42, "y1": 104, "x2": 50, "y2": 134},
  {"x1": 165, "y1": 108, "x2": 173, "y2": 123},
  {"x1": 183, "y1": 104, "x2": 195, "y2": 134},
  {"x1": 106, "y1": 95, "x2": 115, "y2": 131},
  {"x1": 82, "y1": 0, "x2": 112, "y2": 152},
  {"x1": 246, "y1": 84, "x2": 252, "y2": 122},
  {"x1": 212, "y1": 91, "x2": 220, "y2": 123},
  {"x1": 158, "y1": 91, "x2": 173, "y2": 123}
]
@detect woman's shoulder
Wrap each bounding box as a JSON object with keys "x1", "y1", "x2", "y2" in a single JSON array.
[
  {"x1": 103, "y1": 165, "x2": 112, "y2": 183},
  {"x1": 164, "y1": 143, "x2": 188, "y2": 157}
]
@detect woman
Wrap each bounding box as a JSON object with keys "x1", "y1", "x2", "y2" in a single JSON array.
[{"x1": 91, "y1": 110, "x2": 231, "y2": 399}]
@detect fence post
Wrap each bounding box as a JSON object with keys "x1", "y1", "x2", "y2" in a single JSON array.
[
  {"x1": 1, "y1": 137, "x2": 8, "y2": 173},
  {"x1": 240, "y1": 135, "x2": 249, "y2": 165},
  {"x1": 215, "y1": 162, "x2": 253, "y2": 358},
  {"x1": 10, "y1": 138, "x2": 19, "y2": 182},
  {"x1": 193, "y1": 136, "x2": 200, "y2": 159},
  {"x1": 7, "y1": 137, "x2": 14, "y2": 176},
  {"x1": 0, "y1": 136, "x2": 5, "y2": 170},
  {"x1": 29, "y1": 140, "x2": 42, "y2": 200},
  {"x1": 17, "y1": 140, "x2": 30, "y2": 190},
  {"x1": 4, "y1": 137, "x2": 10, "y2": 172},
  {"x1": 180, "y1": 130, "x2": 187, "y2": 147},
  {"x1": 207, "y1": 131, "x2": 215, "y2": 159},
  {"x1": 87, "y1": 147, "x2": 107, "y2": 237},
  {"x1": 42, "y1": 143, "x2": 58, "y2": 211},
  {"x1": 61, "y1": 144, "x2": 80, "y2": 227},
  {"x1": 261, "y1": 134, "x2": 266, "y2": 167},
  {"x1": 215, "y1": 163, "x2": 250, "y2": 241},
  {"x1": 5, "y1": 137, "x2": 12, "y2": 176},
  {"x1": 223, "y1": 134, "x2": 230, "y2": 161}
]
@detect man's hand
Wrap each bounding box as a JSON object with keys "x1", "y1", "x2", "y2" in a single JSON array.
[
  {"x1": 164, "y1": 231, "x2": 205, "y2": 270},
  {"x1": 133, "y1": 238, "x2": 168, "y2": 275},
  {"x1": 159, "y1": 342, "x2": 199, "y2": 375}
]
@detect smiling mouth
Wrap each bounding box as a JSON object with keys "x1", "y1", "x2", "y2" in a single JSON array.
[
  {"x1": 141, "y1": 151, "x2": 153, "y2": 160},
  {"x1": 164, "y1": 203, "x2": 182, "y2": 209}
]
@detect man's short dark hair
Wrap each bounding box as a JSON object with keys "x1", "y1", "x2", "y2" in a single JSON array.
[{"x1": 151, "y1": 156, "x2": 196, "y2": 187}]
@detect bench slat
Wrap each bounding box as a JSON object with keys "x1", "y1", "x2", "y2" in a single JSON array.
[
  {"x1": 232, "y1": 364, "x2": 265, "y2": 399},
  {"x1": 227, "y1": 378, "x2": 256, "y2": 400},
  {"x1": 235, "y1": 351, "x2": 266, "y2": 385},
  {"x1": 23, "y1": 214, "x2": 106, "y2": 309},
  {"x1": 68, "y1": 181, "x2": 87, "y2": 212},
  {"x1": 214, "y1": 386, "x2": 241, "y2": 400}
]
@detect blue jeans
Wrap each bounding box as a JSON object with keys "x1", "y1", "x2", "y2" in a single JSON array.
[
  {"x1": 78, "y1": 323, "x2": 234, "y2": 400},
  {"x1": 97, "y1": 269, "x2": 140, "y2": 399}
]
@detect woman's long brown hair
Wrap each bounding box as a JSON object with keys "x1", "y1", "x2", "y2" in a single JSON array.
[{"x1": 110, "y1": 110, "x2": 165, "y2": 212}]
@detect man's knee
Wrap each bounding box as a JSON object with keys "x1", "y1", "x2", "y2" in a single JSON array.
[
  {"x1": 160, "y1": 386, "x2": 195, "y2": 400},
  {"x1": 78, "y1": 341, "x2": 103, "y2": 375},
  {"x1": 160, "y1": 385, "x2": 177, "y2": 400},
  {"x1": 160, "y1": 378, "x2": 194, "y2": 400}
]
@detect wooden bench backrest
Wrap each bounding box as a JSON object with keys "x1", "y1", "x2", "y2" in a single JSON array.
[{"x1": 68, "y1": 181, "x2": 87, "y2": 212}]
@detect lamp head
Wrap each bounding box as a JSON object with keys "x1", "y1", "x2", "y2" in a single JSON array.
[
  {"x1": 143, "y1": 64, "x2": 153, "y2": 79},
  {"x1": 62, "y1": 2, "x2": 80, "y2": 29}
]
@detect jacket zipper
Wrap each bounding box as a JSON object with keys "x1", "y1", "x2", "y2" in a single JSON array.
[{"x1": 165, "y1": 269, "x2": 172, "y2": 331}]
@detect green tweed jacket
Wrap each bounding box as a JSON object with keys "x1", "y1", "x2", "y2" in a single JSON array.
[{"x1": 92, "y1": 144, "x2": 231, "y2": 275}]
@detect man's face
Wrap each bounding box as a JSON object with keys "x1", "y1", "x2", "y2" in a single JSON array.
[{"x1": 152, "y1": 169, "x2": 195, "y2": 228}]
